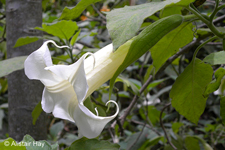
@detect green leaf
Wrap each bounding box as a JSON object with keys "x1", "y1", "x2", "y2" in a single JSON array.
[
  {"x1": 0, "y1": 138, "x2": 26, "y2": 150},
  {"x1": 32, "y1": 101, "x2": 43, "y2": 125},
  {"x1": 203, "y1": 51, "x2": 225, "y2": 65},
  {"x1": 106, "y1": 0, "x2": 182, "y2": 49},
  {"x1": 170, "y1": 58, "x2": 213, "y2": 124},
  {"x1": 50, "y1": 121, "x2": 64, "y2": 141},
  {"x1": 185, "y1": 136, "x2": 200, "y2": 150},
  {"x1": 14, "y1": 36, "x2": 42, "y2": 48},
  {"x1": 220, "y1": 97, "x2": 225, "y2": 125},
  {"x1": 60, "y1": 0, "x2": 102, "y2": 20},
  {"x1": 70, "y1": 29, "x2": 81, "y2": 46},
  {"x1": 35, "y1": 20, "x2": 78, "y2": 41},
  {"x1": 140, "y1": 106, "x2": 165, "y2": 125},
  {"x1": 151, "y1": 22, "x2": 193, "y2": 72},
  {"x1": 204, "y1": 68, "x2": 225, "y2": 97},
  {"x1": 0, "y1": 56, "x2": 27, "y2": 78},
  {"x1": 67, "y1": 137, "x2": 120, "y2": 150},
  {"x1": 160, "y1": 6, "x2": 182, "y2": 18},
  {"x1": 172, "y1": 122, "x2": 183, "y2": 133},
  {"x1": 109, "y1": 14, "x2": 183, "y2": 98},
  {"x1": 23, "y1": 134, "x2": 58, "y2": 150}
]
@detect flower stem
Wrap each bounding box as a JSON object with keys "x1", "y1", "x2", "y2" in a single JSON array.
[
  {"x1": 186, "y1": 4, "x2": 224, "y2": 39},
  {"x1": 193, "y1": 36, "x2": 218, "y2": 59}
]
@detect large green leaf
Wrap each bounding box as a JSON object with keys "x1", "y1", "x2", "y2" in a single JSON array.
[
  {"x1": 0, "y1": 56, "x2": 27, "y2": 78},
  {"x1": 203, "y1": 51, "x2": 225, "y2": 65},
  {"x1": 35, "y1": 20, "x2": 78, "y2": 41},
  {"x1": 204, "y1": 68, "x2": 225, "y2": 97},
  {"x1": 221, "y1": 97, "x2": 225, "y2": 125},
  {"x1": 66, "y1": 137, "x2": 120, "y2": 150},
  {"x1": 60, "y1": 0, "x2": 102, "y2": 20},
  {"x1": 151, "y1": 22, "x2": 193, "y2": 72},
  {"x1": 170, "y1": 58, "x2": 213, "y2": 124},
  {"x1": 14, "y1": 36, "x2": 42, "y2": 48},
  {"x1": 106, "y1": 0, "x2": 194, "y2": 49}
]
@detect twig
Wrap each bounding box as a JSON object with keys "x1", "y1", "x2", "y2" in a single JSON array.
[
  {"x1": 91, "y1": 4, "x2": 106, "y2": 20},
  {"x1": 127, "y1": 122, "x2": 146, "y2": 150},
  {"x1": 159, "y1": 103, "x2": 177, "y2": 150},
  {"x1": 130, "y1": 119, "x2": 161, "y2": 136},
  {"x1": 108, "y1": 128, "x2": 116, "y2": 143}
]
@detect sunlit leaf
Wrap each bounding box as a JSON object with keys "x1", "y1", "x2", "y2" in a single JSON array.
[
  {"x1": 60, "y1": 0, "x2": 102, "y2": 20},
  {"x1": 106, "y1": 0, "x2": 181, "y2": 49},
  {"x1": 203, "y1": 51, "x2": 225, "y2": 65},
  {"x1": 151, "y1": 22, "x2": 193, "y2": 72},
  {"x1": 35, "y1": 20, "x2": 78, "y2": 41}
]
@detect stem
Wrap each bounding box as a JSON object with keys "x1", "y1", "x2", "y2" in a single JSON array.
[
  {"x1": 210, "y1": 0, "x2": 220, "y2": 21},
  {"x1": 187, "y1": 4, "x2": 224, "y2": 38},
  {"x1": 183, "y1": 14, "x2": 198, "y2": 22},
  {"x1": 192, "y1": 36, "x2": 218, "y2": 59},
  {"x1": 159, "y1": 103, "x2": 177, "y2": 150}
]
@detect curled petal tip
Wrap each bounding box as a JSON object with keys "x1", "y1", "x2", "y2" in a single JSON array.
[
  {"x1": 106, "y1": 100, "x2": 119, "y2": 116},
  {"x1": 95, "y1": 107, "x2": 99, "y2": 116}
]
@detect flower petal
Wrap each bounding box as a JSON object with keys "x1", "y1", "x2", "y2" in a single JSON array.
[
  {"x1": 24, "y1": 40, "x2": 68, "y2": 86},
  {"x1": 46, "y1": 53, "x2": 93, "y2": 103},
  {"x1": 73, "y1": 100, "x2": 119, "y2": 138},
  {"x1": 42, "y1": 82, "x2": 78, "y2": 122}
]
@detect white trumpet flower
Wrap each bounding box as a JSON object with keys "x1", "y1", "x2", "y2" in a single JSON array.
[{"x1": 24, "y1": 40, "x2": 131, "y2": 138}]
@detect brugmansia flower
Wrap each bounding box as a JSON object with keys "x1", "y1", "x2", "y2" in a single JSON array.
[{"x1": 24, "y1": 40, "x2": 131, "y2": 138}]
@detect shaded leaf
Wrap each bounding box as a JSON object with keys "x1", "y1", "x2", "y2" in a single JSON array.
[
  {"x1": 140, "y1": 106, "x2": 165, "y2": 125},
  {"x1": 203, "y1": 51, "x2": 225, "y2": 65},
  {"x1": 14, "y1": 36, "x2": 42, "y2": 48},
  {"x1": 32, "y1": 101, "x2": 43, "y2": 125},
  {"x1": 60, "y1": 0, "x2": 101, "y2": 20},
  {"x1": 23, "y1": 134, "x2": 58, "y2": 150},
  {"x1": 170, "y1": 59, "x2": 213, "y2": 124},
  {"x1": 220, "y1": 97, "x2": 225, "y2": 125},
  {"x1": 172, "y1": 122, "x2": 183, "y2": 133},
  {"x1": 204, "y1": 68, "x2": 225, "y2": 96},
  {"x1": 0, "y1": 56, "x2": 27, "y2": 77},
  {"x1": 67, "y1": 137, "x2": 120, "y2": 150},
  {"x1": 185, "y1": 136, "x2": 200, "y2": 150},
  {"x1": 151, "y1": 22, "x2": 193, "y2": 72},
  {"x1": 35, "y1": 20, "x2": 78, "y2": 41},
  {"x1": 50, "y1": 121, "x2": 64, "y2": 140}
]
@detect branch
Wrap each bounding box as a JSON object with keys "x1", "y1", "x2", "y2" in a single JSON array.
[
  {"x1": 130, "y1": 119, "x2": 161, "y2": 136},
  {"x1": 91, "y1": 4, "x2": 106, "y2": 20},
  {"x1": 120, "y1": 75, "x2": 153, "y2": 125},
  {"x1": 159, "y1": 103, "x2": 177, "y2": 150}
]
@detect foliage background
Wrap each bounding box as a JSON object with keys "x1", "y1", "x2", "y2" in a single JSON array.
[{"x1": 0, "y1": 0, "x2": 225, "y2": 149}]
